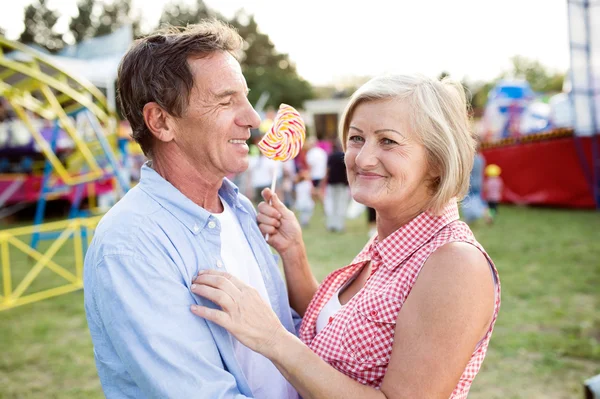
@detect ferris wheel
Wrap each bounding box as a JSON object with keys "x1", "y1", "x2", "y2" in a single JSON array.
[{"x1": 0, "y1": 36, "x2": 130, "y2": 219}]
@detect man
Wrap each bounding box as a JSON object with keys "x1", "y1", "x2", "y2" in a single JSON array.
[
  {"x1": 83, "y1": 21, "x2": 300, "y2": 399},
  {"x1": 324, "y1": 140, "x2": 349, "y2": 232},
  {"x1": 305, "y1": 136, "x2": 328, "y2": 188}
]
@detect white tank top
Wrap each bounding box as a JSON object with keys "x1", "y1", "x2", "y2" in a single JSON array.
[
  {"x1": 316, "y1": 288, "x2": 342, "y2": 334},
  {"x1": 316, "y1": 264, "x2": 365, "y2": 334}
]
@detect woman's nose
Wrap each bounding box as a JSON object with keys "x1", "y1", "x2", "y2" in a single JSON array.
[{"x1": 354, "y1": 141, "x2": 378, "y2": 169}]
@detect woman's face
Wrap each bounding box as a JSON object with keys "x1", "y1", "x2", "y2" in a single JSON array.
[{"x1": 344, "y1": 99, "x2": 435, "y2": 214}]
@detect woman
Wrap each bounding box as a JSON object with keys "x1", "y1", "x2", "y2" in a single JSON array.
[{"x1": 190, "y1": 74, "x2": 501, "y2": 398}]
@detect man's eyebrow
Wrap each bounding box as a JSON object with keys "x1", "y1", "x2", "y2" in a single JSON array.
[
  {"x1": 213, "y1": 89, "x2": 237, "y2": 99},
  {"x1": 213, "y1": 88, "x2": 250, "y2": 99}
]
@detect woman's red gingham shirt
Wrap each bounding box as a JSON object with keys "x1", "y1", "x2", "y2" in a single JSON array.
[{"x1": 299, "y1": 201, "x2": 501, "y2": 398}]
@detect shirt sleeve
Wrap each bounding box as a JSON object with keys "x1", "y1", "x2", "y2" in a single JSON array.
[
  {"x1": 291, "y1": 307, "x2": 303, "y2": 334},
  {"x1": 91, "y1": 254, "x2": 252, "y2": 399}
]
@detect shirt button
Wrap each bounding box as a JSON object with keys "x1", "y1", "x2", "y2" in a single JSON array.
[
  {"x1": 208, "y1": 221, "x2": 216, "y2": 229},
  {"x1": 370, "y1": 310, "x2": 378, "y2": 317},
  {"x1": 328, "y1": 316, "x2": 334, "y2": 324},
  {"x1": 193, "y1": 224, "x2": 200, "y2": 232},
  {"x1": 216, "y1": 260, "x2": 223, "y2": 268}
]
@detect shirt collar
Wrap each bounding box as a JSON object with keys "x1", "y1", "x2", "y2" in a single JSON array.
[
  {"x1": 353, "y1": 200, "x2": 460, "y2": 270},
  {"x1": 137, "y1": 162, "x2": 244, "y2": 235}
]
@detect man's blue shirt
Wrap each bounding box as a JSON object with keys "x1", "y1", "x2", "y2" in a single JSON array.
[{"x1": 84, "y1": 164, "x2": 301, "y2": 398}]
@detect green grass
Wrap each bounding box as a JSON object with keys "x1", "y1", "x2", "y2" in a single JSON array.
[{"x1": 0, "y1": 205, "x2": 599, "y2": 398}]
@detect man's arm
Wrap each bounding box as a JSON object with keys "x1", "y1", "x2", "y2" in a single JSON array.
[{"x1": 92, "y1": 254, "x2": 252, "y2": 399}]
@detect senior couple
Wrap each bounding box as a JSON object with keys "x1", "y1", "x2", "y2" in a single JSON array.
[{"x1": 84, "y1": 20, "x2": 500, "y2": 399}]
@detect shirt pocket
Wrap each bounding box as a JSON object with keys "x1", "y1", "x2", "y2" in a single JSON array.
[{"x1": 341, "y1": 291, "x2": 401, "y2": 365}]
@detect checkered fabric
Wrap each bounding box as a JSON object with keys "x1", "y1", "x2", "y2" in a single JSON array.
[{"x1": 299, "y1": 200, "x2": 501, "y2": 398}]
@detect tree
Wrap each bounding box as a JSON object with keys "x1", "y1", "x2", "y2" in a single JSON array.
[
  {"x1": 68, "y1": 0, "x2": 142, "y2": 45},
  {"x1": 438, "y1": 71, "x2": 450, "y2": 81},
  {"x1": 157, "y1": 3, "x2": 313, "y2": 109},
  {"x1": 506, "y1": 55, "x2": 564, "y2": 93},
  {"x1": 95, "y1": 0, "x2": 141, "y2": 38},
  {"x1": 18, "y1": 0, "x2": 65, "y2": 53},
  {"x1": 229, "y1": 13, "x2": 312, "y2": 109},
  {"x1": 158, "y1": 0, "x2": 216, "y2": 27},
  {"x1": 68, "y1": 0, "x2": 96, "y2": 43},
  {"x1": 468, "y1": 81, "x2": 496, "y2": 110}
]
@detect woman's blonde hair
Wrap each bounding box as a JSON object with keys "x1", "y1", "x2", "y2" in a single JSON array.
[{"x1": 339, "y1": 74, "x2": 476, "y2": 214}]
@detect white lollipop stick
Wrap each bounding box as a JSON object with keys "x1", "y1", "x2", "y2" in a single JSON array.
[{"x1": 265, "y1": 164, "x2": 279, "y2": 242}]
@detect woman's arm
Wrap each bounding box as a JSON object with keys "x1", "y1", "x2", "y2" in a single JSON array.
[
  {"x1": 264, "y1": 330, "x2": 385, "y2": 399},
  {"x1": 257, "y1": 189, "x2": 318, "y2": 316},
  {"x1": 191, "y1": 241, "x2": 495, "y2": 399},
  {"x1": 379, "y1": 242, "x2": 495, "y2": 398},
  {"x1": 278, "y1": 239, "x2": 318, "y2": 316}
]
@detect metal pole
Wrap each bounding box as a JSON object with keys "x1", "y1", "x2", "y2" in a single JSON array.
[{"x1": 582, "y1": 0, "x2": 600, "y2": 208}]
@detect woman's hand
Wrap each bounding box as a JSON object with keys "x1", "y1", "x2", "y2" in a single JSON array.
[
  {"x1": 257, "y1": 188, "x2": 303, "y2": 255},
  {"x1": 190, "y1": 270, "x2": 287, "y2": 358}
]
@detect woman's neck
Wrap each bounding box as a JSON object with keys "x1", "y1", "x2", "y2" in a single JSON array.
[{"x1": 375, "y1": 201, "x2": 428, "y2": 240}]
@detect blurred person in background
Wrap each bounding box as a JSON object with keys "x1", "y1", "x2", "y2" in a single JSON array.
[
  {"x1": 190, "y1": 74, "x2": 501, "y2": 399},
  {"x1": 462, "y1": 143, "x2": 489, "y2": 225},
  {"x1": 294, "y1": 169, "x2": 315, "y2": 227},
  {"x1": 323, "y1": 139, "x2": 350, "y2": 232},
  {"x1": 305, "y1": 135, "x2": 328, "y2": 191},
  {"x1": 282, "y1": 158, "x2": 297, "y2": 208},
  {"x1": 484, "y1": 164, "x2": 503, "y2": 223},
  {"x1": 249, "y1": 145, "x2": 281, "y2": 203},
  {"x1": 84, "y1": 21, "x2": 299, "y2": 399}
]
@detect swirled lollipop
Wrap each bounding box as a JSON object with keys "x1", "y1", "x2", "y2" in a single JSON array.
[
  {"x1": 257, "y1": 104, "x2": 306, "y2": 161},
  {"x1": 257, "y1": 104, "x2": 305, "y2": 240}
]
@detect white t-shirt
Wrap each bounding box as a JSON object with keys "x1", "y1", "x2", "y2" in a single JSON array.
[
  {"x1": 306, "y1": 147, "x2": 328, "y2": 180},
  {"x1": 249, "y1": 155, "x2": 281, "y2": 189},
  {"x1": 294, "y1": 180, "x2": 314, "y2": 210},
  {"x1": 212, "y1": 199, "x2": 297, "y2": 399},
  {"x1": 212, "y1": 198, "x2": 272, "y2": 305}
]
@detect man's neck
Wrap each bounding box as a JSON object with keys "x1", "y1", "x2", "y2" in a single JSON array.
[{"x1": 150, "y1": 145, "x2": 224, "y2": 213}]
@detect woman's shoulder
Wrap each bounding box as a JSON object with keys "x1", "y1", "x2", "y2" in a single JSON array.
[
  {"x1": 428, "y1": 220, "x2": 490, "y2": 268},
  {"x1": 426, "y1": 241, "x2": 489, "y2": 275}
]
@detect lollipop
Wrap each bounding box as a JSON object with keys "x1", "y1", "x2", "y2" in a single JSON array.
[
  {"x1": 258, "y1": 104, "x2": 306, "y2": 161},
  {"x1": 257, "y1": 104, "x2": 305, "y2": 240}
]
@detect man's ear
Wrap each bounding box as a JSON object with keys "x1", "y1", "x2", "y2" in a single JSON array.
[{"x1": 143, "y1": 102, "x2": 175, "y2": 143}]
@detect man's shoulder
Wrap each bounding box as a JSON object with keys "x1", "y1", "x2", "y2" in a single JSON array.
[
  {"x1": 91, "y1": 186, "x2": 166, "y2": 253},
  {"x1": 100, "y1": 185, "x2": 161, "y2": 224}
]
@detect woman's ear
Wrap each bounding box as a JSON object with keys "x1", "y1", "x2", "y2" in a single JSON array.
[{"x1": 143, "y1": 102, "x2": 175, "y2": 143}]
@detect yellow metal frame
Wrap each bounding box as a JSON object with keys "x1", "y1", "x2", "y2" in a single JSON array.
[
  {"x1": 0, "y1": 36, "x2": 121, "y2": 186},
  {"x1": 0, "y1": 37, "x2": 128, "y2": 310},
  {"x1": 0, "y1": 217, "x2": 101, "y2": 311}
]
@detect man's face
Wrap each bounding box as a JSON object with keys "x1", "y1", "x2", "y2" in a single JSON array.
[{"x1": 171, "y1": 51, "x2": 260, "y2": 178}]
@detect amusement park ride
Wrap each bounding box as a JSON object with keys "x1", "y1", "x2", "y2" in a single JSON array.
[
  {"x1": 0, "y1": 35, "x2": 132, "y2": 310},
  {"x1": 474, "y1": 0, "x2": 600, "y2": 211}
]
